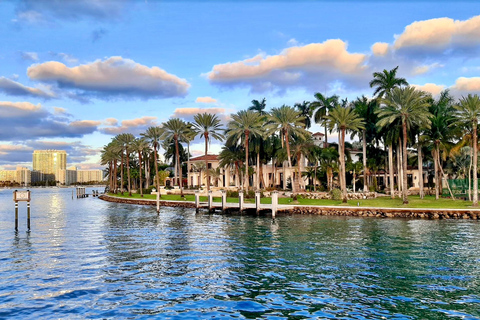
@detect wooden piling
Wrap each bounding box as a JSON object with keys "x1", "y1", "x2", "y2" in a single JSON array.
[
  {"x1": 239, "y1": 191, "x2": 244, "y2": 212},
  {"x1": 271, "y1": 191, "x2": 278, "y2": 218},
  {"x1": 15, "y1": 201, "x2": 18, "y2": 231},
  {"x1": 221, "y1": 190, "x2": 227, "y2": 213},
  {"x1": 255, "y1": 190, "x2": 261, "y2": 215},
  {"x1": 195, "y1": 190, "x2": 200, "y2": 213},
  {"x1": 208, "y1": 190, "x2": 214, "y2": 213}
]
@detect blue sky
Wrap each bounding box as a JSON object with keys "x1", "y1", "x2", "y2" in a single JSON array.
[{"x1": 1, "y1": 0, "x2": 480, "y2": 170}]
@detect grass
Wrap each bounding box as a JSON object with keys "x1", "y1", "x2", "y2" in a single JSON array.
[{"x1": 107, "y1": 193, "x2": 479, "y2": 210}]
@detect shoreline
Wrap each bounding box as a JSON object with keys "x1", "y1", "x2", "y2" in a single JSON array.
[{"x1": 99, "y1": 195, "x2": 480, "y2": 220}]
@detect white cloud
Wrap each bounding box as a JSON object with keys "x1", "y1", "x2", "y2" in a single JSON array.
[
  {"x1": 452, "y1": 77, "x2": 480, "y2": 93},
  {"x1": 371, "y1": 42, "x2": 389, "y2": 56},
  {"x1": 0, "y1": 77, "x2": 55, "y2": 99},
  {"x1": 195, "y1": 96, "x2": 218, "y2": 104},
  {"x1": 19, "y1": 51, "x2": 39, "y2": 61},
  {"x1": 100, "y1": 116, "x2": 159, "y2": 135},
  {"x1": 412, "y1": 83, "x2": 446, "y2": 96},
  {"x1": 172, "y1": 107, "x2": 230, "y2": 123},
  {"x1": 27, "y1": 56, "x2": 190, "y2": 100},
  {"x1": 206, "y1": 39, "x2": 368, "y2": 93}
]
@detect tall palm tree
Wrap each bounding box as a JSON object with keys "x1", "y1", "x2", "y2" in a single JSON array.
[
  {"x1": 369, "y1": 66, "x2": 408, "y2": 98},
  {"x1": 141, "y1": 126, "x2": 163, "y2": 198},
  {"x1": 100, "y1": 142, "x2": 120, "y2": 192},
  {"x1": 183, "y1": 123, "x2": 196, "y2": 188},
  {"x1": 267, "y1": 105, "x2": 309, "y2": 193},
  {"x1": 353, "y1": 96, "x2": 379, "y2": 193},
  {"x1": 116, "y1": 133, "x2": 135, "y2": 196},
  {"x1": 310, "y1": 93, "x2": 338, "y2": 146},
  {"x1": 326, "y1": 104, "x2": 365, "y2": 202},
  {"x1": 132, "y1": 138, "x2": 149, "y2": 197},
  {"x1": 320, "y1": 147, "x2": 339, "y2": 191},
  {"x1": 378, "y1": 87, "x2": 431, "y2": 204},
  {"x1": 219, "y1": 144, "x2": 244, "y2": 188},
  {"x1": 290, "y1": 135, "x2": 314, "y2": 192},
  {"x1": 192, "y1": 113, "x2": 225, "y2": 191},
  {"x1": 294, "y1": 101, "x2": 312, "y2": 129},
  {"x1": 455, "y1": 94, "x2": 480, "y2": 206},
  {"x1": 161, "y1": 118, "x2": 190, "y2": 196},
  {"x1": 226, "y1": 110, "x2": 264, "y2": 191}
]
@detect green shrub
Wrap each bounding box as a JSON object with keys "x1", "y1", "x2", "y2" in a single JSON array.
[
  {"x1": 330, "y1": 188, "x2": 342, "y2": 200},
  {"x1": 143, "y1": 186, "x2": 156, "y2": 195},
  {"x1": 227, "y1": 190, "x2": 239, "y2": 198}
]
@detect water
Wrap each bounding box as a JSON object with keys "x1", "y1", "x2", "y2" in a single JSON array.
[{"x1": 1, "y1": 188, "x2": 479, "y2": 319}]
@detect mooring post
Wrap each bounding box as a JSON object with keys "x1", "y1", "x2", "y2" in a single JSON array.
[
  {"x1": 27, "y1": 200, "x2": 31, "y2": 230},
  {"x1": 239, "y1": 191, "x2": 244, "y2": 212},
  {"x1": 255, "y1": 190, "x2": 261, "y2": 215},
  {"x1": 72, "y1": 189, "x2": 73, "y2": 199},
  {"x1": 195, "y1": 190, "x2": 200, "y2": 213},
  {"x1": 15, "y1": 200, "x2": 18, "y2": 231},
  {"x1": 221, "y1": 190, "x2": 227, "y2": 213},
  {"x1": 271, "y1": 191, "x2": 278, "y2": 219},
  {"x1": 156, "y1": 190, "x2": 160, "y2": 214},
  {"x1": 208, "y1": 190, "x2": 214, "y2": 213}
]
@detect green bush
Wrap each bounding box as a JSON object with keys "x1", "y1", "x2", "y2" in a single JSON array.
[
  {"x1": 330, "y1": 188, "x2": 342, "y2": 200},
  {"x1": 143, "y1": 186, "x2": 156, "y2": 195},
  {"x1": 227, "y1": 190, "x2": 239, "y2": 198}
]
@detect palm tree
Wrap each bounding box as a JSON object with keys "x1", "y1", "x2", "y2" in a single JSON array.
[
  {"x1": 192, "y1": 113, "x2": 225, "y2": 191},
  {"x1": 161, "y1": 118, "x2": 190, "y2": 196},
  {"x1": 141, "y1": 126, "x2": 163, "y2": 198},
  {"x1": 183, "y1": 123, "x2": 196, "y2": 189},
  {"x1": 319, "y1": 147, "x2": 339, "y2": 191},
  {"x1": 248, "y1": 98, "x2": 267, "y2": 115},
  {"x1": 132, "y1": 138, "x2": 149, "y2": 197},
  {"x1": 226, "y1": 110, "x2": 264, "y2": 191},
  {"x1": 294, "y1": 101, "x2": 312, "y2": 129},
  {"x1": 378, "y1": 87, "x2": 431, "y2": 204},
  {"x1": 353, "y1": 96, "x2": 379, "y2": 193},
  {"x1": 369, "y1": 66, "x2": 408, "y2": 98},
  {"x1": 347, "y1": 161, "x2": 363, "y2": 193},
  {"x1": 219, "y1": 144, "x2": 244, "y2": 188},
  {"x1": 310, "y1": 93, "x2": 338, "y2": 146},
  {"x1": 208, "y1": 167, "x2": 222, "y2": 187},
  {"x1": 326, "y1": 104, "x2": 365, "y2": 202},
  {"x1": 267, "y1": 105, "x2": 309, "y2": 193},
  {"x1": 455, "y1": 94, "x2": 480, "y2": 206},
  {"x1": 100, "y1": 142, "x2": 120, "y2": 192},
  {"x1": 290, "y1": 135, "x2": 314, "y2": 191},
  {"x1": 115, "y1": 133, "x2": 135, "y2": 196}
]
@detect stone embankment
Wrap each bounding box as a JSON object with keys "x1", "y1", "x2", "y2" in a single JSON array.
[
  {"x1": 100, "y1": 195, "x2": 480, "y2": 220},
  {"x1": 290, "y1": 206, "x2": 479, "y2": 219}
]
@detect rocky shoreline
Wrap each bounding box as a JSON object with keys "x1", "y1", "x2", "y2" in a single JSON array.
[{"x1": 99, "y1": 195, "x2": 480, "y2": 220}]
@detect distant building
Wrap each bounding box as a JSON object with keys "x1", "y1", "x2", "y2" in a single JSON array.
[
  {"x1": 57, "y1": 168, "x2": 78, "y2": 185},
  {"x1": 0, "y1": 166, "x2": 42, "y2": 186},
  {"x1": 312, "y1": 132, "x2": 325, "y2": 148},
  {"x1": 33, "y1": 150, "x2": 67, "y2": 181},
  {"x1": 0, "y1": 170, "x2": 16, "y2": 183},
  {"x1": 77, "y1": 170, "x2": 103, "y2": 183}
]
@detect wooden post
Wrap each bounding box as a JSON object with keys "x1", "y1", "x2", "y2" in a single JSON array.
[
  {"x1": 156, "y1": 190, "x2": 160, "y2": 213},
  {"x1": 208, "y1": 190, "x2": 213, "y2": 213},
  {"x1": 15, "y1": 200, "x2": 18, "y2": 231},
  {"x1": 271, "y1": 191, "x2": 278, "y2": 219},
  {"x1": 195, "y1": 190, "x2": 200, "y2": 213},
  {"x1": 27, "y1": 200, "x2": 31, "y2": 230},
  {"x1": 255, "y1": 190, "x2": 261, "y2": 215},
  {"x1": 239, "y1": 191, "x2": 244, "y2": 212},
  {"x1": 221, "y1": 190, "x2": 227, "y2": 213}
]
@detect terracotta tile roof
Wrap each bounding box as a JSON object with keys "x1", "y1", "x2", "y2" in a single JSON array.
[
  {"x1": 190, "y1": 154, "x2": 218, "y2": 162},
  {"x1": 312, "y1": 132, "x2": 325, "y2": 136}
]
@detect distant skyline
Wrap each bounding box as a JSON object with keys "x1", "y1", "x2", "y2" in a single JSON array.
[{"x1": 1, "y1": 0, "x2": 480, "y2": 170}]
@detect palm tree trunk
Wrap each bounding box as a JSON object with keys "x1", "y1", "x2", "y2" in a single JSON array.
[
  {"x1": 113, "y1": 160, "x2": 118, "y2": 193},
  {"x1": 154, "y1": 144, "x2": 160, "y2": 198},
  {"x1": 205, "y1": 133, "x2": 210, "y2": 192},
  {"x1": 244, "y1": 131, "x2": 249, "y2": 192},
  {"x1": 397, "y1": 143, "x2": 402, "y2": 197},
  {"x1": 340, "y1": 128, "x2": 347, "y2": 203},
  {"x1": 433, "y1": 148, "x2": 439, "y2": 200},
  {"x1": 139, "y1": 152, "x2": 144, "y2": 197},
  {"x1": 145, "y1": 153, "x2": 150, "y2": 189},
  {"x1": 469, "y1": 144, "x2": 472, "y2": 201},
  {"x1": 314, "y1": 163, "x2": 318, "y2": 192},
  {"x1": 187, "y1": 142, "x2": 190, "y2": 189},
  {"x1": 473, "y1": 123, "x2": 478, "y2": 206},
  {"x1": 126, "y1": 149, "x2": 132, "y2": 196},
  {"x1": 417, "y1": 135, "x2": 424, "y2": 199},
  {"x1": 120, "y1": 152, "x2": 124, "y2": 195},
  {"x1": 402, "y1": 121, "x2": 408, "y2": 204},
  {"x1": 294, "y1": 152, "x2": 301, "y2": 192},
  {"x1": 362, "y1": 130, "x2": 367, "y2": 193},
  {"x1": 256, "y1": 150, "x2": 260, "y2": 190},
  {"x1": 175, "y1": 137, "x2": 184, "y2": 197},
  {"x1": 285, "y1": 130, "x2": 295, "y2": 193},
  {"x1": 389, "y1": 143, "x2": 394, "y2": 199}
]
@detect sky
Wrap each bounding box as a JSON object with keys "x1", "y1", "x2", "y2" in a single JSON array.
[{"x1": 1, "y1": 0, "x2": 480, "y2": 170}]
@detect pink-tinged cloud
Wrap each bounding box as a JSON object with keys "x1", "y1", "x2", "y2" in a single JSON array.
[
  {"x1": 452, "y1": 77, "x2": 480, "y2": 93},
  {"x1": 394, "y1": 15, "x2": 480, "y2": 53},
  {"x1": 104, "y1": 118, "x2": 118, "y2": 126},
  {"x1": 100, "y1": 116, "x2": 159, "y2": 135},
  {"x1": 195, "y1": 96, "x2": 218, "y2": 104},
  {"x1": 0, "y1": 101, "x2": 43, "y2": 117},
  {"x1": 70, "y1": 120, "x2": 102, "y2": 128},
  {"x1": 412, "y1": 83, "x2": 446, "y2": 96},
  {"x1": 27, "y1": 56, "x2": 190, "y2": 100},
  {"x1": 206, "y1": 39, "x2": 368, "y2": 93},
  {"x1": 172, "y1": 107, "x2": 230, "y2": 123},
  {"x1": 371, "y1": 42, "x2": 389, "y2": 56},
  {"x1": 0, "y1": 77, "x2": 55, "y2": 99}
]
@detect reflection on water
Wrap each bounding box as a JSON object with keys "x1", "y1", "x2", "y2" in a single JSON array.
[{"x1": 0, "y1": 188, "x2": 479, "y2": 319}]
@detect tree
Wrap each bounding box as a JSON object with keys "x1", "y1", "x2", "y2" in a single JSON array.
[
  {"x1": 326, "y1": 104, "x2": 365, "y2": 202},
  {"x1": 294, "y1": 101, "x2": 312, "y2": 129},
  {"x1": 226, "y1": 110, "x2": 264, "y2": 191},
  {"x1": 369, "y1": 66, "x2": 408, "y2": 98},
  {"x1": 310, "y1": 93, "x2": 338, "y2": 146},
  {"x1": 455, "y1": 94, "x2": 480, "y2": 206},
  {"x1": 267, "y1": 105, "x2": 309, "y2": 193},
  {"x1": 219, "y1": 144, "x2": 244, "y2": 188},
  {"x1": 115, "y1": 133, "x2": 135, "y2": 195},
  {"x1": 141, "y1": 126, "x2": 163, "y2": 198},
  {"x1": 132, "y1": 138, "x2": 149, "y2": 197},
  {"x1": 248, "y1": 98, "x2": 267, "y2": 115},
  {"x1": 161, "y1": 118, "x2": 190, "y2": 196},
  {"x1": 100, "y1": 142, "x2": 120, "y2": 192},
  {"x1": 192, "y1": 113, "x2": 225, "y2": 191},
  {"x1": 347, "y1": 161, "x2": 363, "y2": 193},
  {"x1": 378, "y1": 87, "x2": 431, "y2": 204}
]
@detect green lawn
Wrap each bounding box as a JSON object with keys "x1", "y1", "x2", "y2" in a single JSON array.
[{"x1": 107, "y1": 193, "x2": 479, "y2": 209}]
